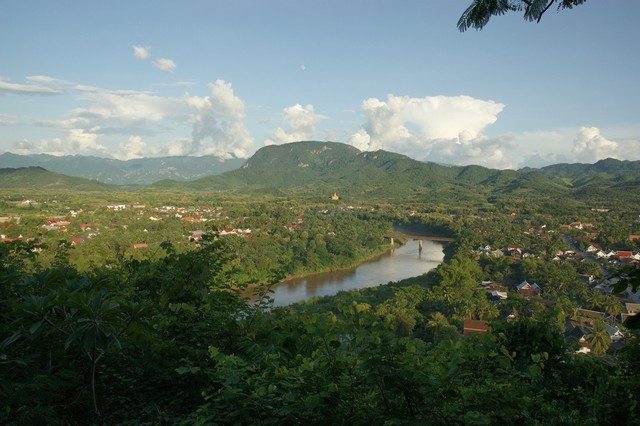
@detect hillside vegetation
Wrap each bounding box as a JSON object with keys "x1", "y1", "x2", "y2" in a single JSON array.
[
  {"x1": 0, "y1": 167, "x2": 109, "y2": 191},
  {"x1": 0, "y1": 152, "x2": 244, "y2": 185},
  {"x1": 155, "y1": 141, "x2": 570, "y2": 198}
]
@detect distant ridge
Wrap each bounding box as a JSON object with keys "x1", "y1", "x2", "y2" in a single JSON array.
[
  {"x1": 539, "y1": 158, "x2": 640, "y2": 188},
  {"x1": 0, "y1": 166, "x2": 110, "y2": 190},
  {"x1": 154, "y1": 141, "x2": 570, "y2": 197},
  {"x1": 3, "y1": 144, "x2": 637, "y2": 195},
  {"x1": 0, "y1": 152, "x2": 245, "y2": 185}
]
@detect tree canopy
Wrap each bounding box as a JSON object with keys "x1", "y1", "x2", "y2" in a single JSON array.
[{"x1": 458, "y1": 0, "x2": 588, "y2": 32}]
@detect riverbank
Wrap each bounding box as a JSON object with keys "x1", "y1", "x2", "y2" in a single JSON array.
[
  {"x1": 265, "y1": 238, "x2": 446, "y2": 306},
  {"x1": 250, "y1": 232, "x2": 449, "y2": 289},
  {"x1": 245, "y1": 241, "x2": 396, "y2": 299},
  {"x1": 279, "y1": 243, "x2": 396, "y2": 284}
]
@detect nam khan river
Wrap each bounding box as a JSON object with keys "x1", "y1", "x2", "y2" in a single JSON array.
[{"x1": 267, "y1": 236, "x2": 447, "y2": 307}]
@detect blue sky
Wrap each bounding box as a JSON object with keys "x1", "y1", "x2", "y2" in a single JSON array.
[{"x1": 1, "y1": 0, "x2": 639, "y2": 168}]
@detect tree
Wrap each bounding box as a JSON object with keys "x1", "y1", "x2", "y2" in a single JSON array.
[
  {"x1": 458, "y1": 0, "x2": 588, "y2": 32},
  {"x1": 588, "y1": 319, "x2": 611, "y2": 356}
]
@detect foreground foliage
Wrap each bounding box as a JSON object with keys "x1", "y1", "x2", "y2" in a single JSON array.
[{"x1": 2, "y1": 237, "x2": 638, "y2": 424}]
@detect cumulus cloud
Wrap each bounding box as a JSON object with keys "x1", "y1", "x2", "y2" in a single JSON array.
[
  {"x1": 185, "y1": 79, "x2": 254, "y2": 158},
  {"x1": 115, "y1": 136, "x2": 201, "y2": 159},
  {"x1": 115, "y1": 135, "x2": 148, "y2": 160},
  {"x1": 158, "y1": 138, "x2": 195, "y2": 156},
  {"x1": 513, "y1": 127, "x2": 640, "y2": 167},
  {"x1": 132, "y1": 45, "x2": 150, "y2": 60},
  {"x1": 571, "y1": 127, "x2": 620, "y2": 162},
  {"x1": 9, "y1": 75, "x2": 253, "y2": 159},
  {"x1": 11, "y1": 128, "x2": 107, "y2": 156},
  {"x1": 0, "y1": 77, "x2": 63, "y2": 95},
  {"x1": 265, "y1": 104, "x2": 324, "y2": 145},
  {"x1": 153, "y1": 58, "x2": 176, "y2": 73},
  {"x1": 429, "y1": 133, "x2": 517, "y2": 169},
  {"x1": 348, "y1": 94, "x2": 510, "y2": 167}
]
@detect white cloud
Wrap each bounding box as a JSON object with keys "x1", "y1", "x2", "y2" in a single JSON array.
[
  {"x1": 159, "y1": 138, "x2": 194, "y2": 156},
  {"x1": 265, "y1": 104, "x2": 325, "y2": 145},
  {"x1": 0, "y1": 77, "x2": 63, "y2": 95},
  {"x1": 348, "y1": 94, "x2": 510, "y2": 167},
  {"x1": 115, "y1": 135, "x2": 147, "y2": 160},
  {"x1": 300, "y1": 65, "x2": 306, "y2": 71},
  {"x1": 571, "y1": 126, "x2": 620, "y2": 162},
  {"x1": 186, "y1": 79, "x2": 254, "y2": 158},
  {"x1": 348, "y1": 130, "x2": 371, "y2": 151},
  {"x1": 76, "y1": 89, "x2": 183, "y2": 124},
  {"x1": 153, "y1": 58, "x2": 176, "y2": 73},
  {"x1": 132, "y1": 45, "x2": 150, "y2": 60},
  {"x1": 513, "y1": 127, "x2": 640, "y2": 168},
  {"x1": 0, "y1": 114, "x2": 18, "y2": 126},
  {"x1": 152, "y1": 81, "x2": 197, "y2": 88},
  {"x1": 404, "y1": 95, "x2": 504, "y2": 140},
  {"x1": 6, "y1": 75, "x2": 254, "y2": 160},
  {"x1": 114, "y1": 135, "x2": 200, "y2": 159},
  {"x1": 518, "y1": 152, "x2": 572, "y2": 168},
  {"x1": 11, "y1": 128, "x2": 107, "y2": 156},
  {"x1": 427, "y1": 133, "x2": 517, "y2": 169},
  {"x1": 26, "y1": 75, "x2": 73, "y2": 86}
]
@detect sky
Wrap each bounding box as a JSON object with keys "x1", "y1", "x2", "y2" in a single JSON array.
[{"x1": 1, "y1": 0, "x2": 639, "y2": 169}]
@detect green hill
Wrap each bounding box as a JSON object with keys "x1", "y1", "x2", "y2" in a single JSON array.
[
  {"x1": 0, "y1": 152, "x2": 244, "y2": 185},
  {"x1": 154, "y1": 141, "x2": 568, "y2": 198},
  {"x1": 540, "y1": 158, "x2": 640, "y2": 188},
  {"x1": 0, "y1": 166, "x2": 110, "y2": 190}
]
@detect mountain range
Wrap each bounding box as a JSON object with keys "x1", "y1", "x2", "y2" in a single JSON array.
[
  {"x1": 0, "y1": 152, "x2": 244, "y2": 185},
  {"x1": 152, "y1": 141, "x2": 567, "y2": 198},
  {"x1": 1, "y1": 142, "x2": 639, "y2": 196}
]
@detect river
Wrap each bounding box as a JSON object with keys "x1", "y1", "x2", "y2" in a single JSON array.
[{"x1": 267, "y1": 237, "x2": 445, "y2": 306}]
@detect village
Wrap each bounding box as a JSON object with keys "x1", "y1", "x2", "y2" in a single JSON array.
[
  {"x1": 467, "y1": 216, "x2": 640, "y2": 355},
  {"x1": 1, "y1": 193, "x2": 639, "y2": 360}
]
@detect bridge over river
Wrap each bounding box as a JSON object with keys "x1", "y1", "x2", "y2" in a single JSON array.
[{"x1": 265, "y1": 236, "x2": 446, "y2": 306}]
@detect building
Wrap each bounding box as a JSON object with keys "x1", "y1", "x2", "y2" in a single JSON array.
[
  {"x1": 463, "y1": 319, "x2": 490, "y2": 336},
  {"x1": 517, "y1": 281, "x2": 541, "y2": 297}
]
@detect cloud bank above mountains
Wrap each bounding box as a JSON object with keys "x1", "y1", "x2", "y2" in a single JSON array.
[
  {"x1": 4, "y1": 67, "x2": 639, "y2": 167},
  {"x1": 347, "y1": 94, "x2": 513, "y2": 168},
  {"x1": 9, "y1": 76, "x2": 253, "y2": 161}
]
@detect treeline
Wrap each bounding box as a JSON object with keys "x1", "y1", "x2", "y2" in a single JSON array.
[{"x1": 222, "y1": 210, "x2": 391, "y2": 285}]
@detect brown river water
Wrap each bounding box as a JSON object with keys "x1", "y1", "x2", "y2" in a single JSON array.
[{"x1": 265, "y1": 237, "x2": 446, "y2": 307}]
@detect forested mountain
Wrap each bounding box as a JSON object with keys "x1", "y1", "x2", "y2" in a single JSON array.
[
  {"x1": 0, "y1": 152, "x2": 244, "y2": 185},
  {"x1": 3, "y1": 144, "x2": 638, "y2": 196},
  {"x1": 539, "y1": 158, "x2": 640, "y2": 188},
  {"x1": 155, "y1": 141, "x2": 569, "y2": 197},
  {"x1": 0, "y1": 166, "x2": 109, "y2": 190}
]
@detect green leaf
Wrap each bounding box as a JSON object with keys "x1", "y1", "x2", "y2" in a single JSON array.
[
  {"x1": 29, "y1": 319, "x2": 44, "y2": 335},
  {"x1": 175, "y1": 366, "x2": 191, "y2": 375},
  {"x1": 1, "y1": 331, "x2": 22, "y2": 348},
  {"x1": 528, "y1": 364, "x2": 542, "y2": 378}
]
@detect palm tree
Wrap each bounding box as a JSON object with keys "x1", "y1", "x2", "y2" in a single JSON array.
[
  {"x1": 585, "y1": 291, "x2": 604, "y2": 311},
  {"x1": 427, "y1": 312, "x2": 454, "y2": 341},
  {"x1": 588, "y1": 319, "x2": 611, "y2": 356},
  {"x1": 602, "y1": 296, "x2": 622, "y2": 318}
]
